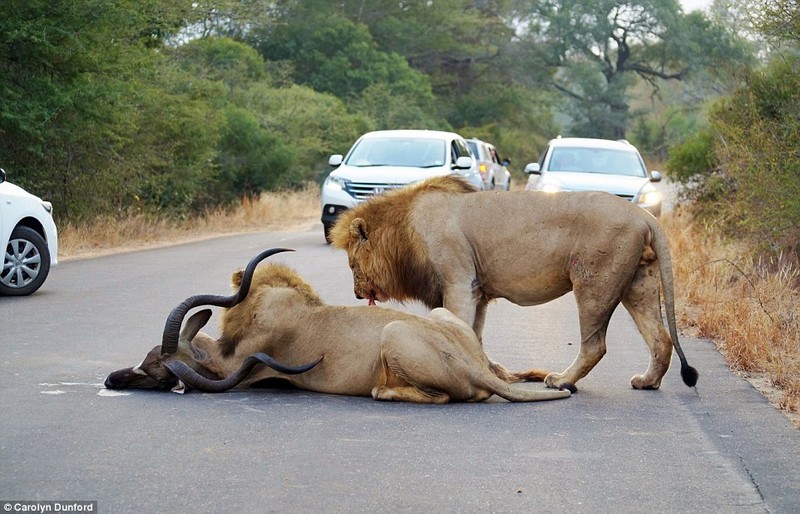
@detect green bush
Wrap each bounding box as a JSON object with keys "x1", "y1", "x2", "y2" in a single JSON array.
[
  {"x1": 666, "y1": 129, "x2": 716, "y2": 184},
  {"x1": 670, "y1": 57, "x2": 800, "y2": 258}
]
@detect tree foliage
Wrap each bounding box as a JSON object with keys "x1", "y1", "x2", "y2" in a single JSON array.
[
  {"x1": 511, "y1": 0, "x2": 753, "y2": 138},
  {"x1": 0, "y1": 0, "x2": 762, "y2": 225},
  {"x1": 667, "y1": 0, "x2": 800, "y2": 258}
]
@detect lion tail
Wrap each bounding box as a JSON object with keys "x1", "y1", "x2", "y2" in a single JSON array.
[
  {"x1": 648, "y1": 217, "x2": 699, "y2": 387},
  {"x1": 479, "y1": 372, "x2": 572, "y2": 402},
  {"x1": 489, "y1": 361, "x2": 549, "y2": 383}
]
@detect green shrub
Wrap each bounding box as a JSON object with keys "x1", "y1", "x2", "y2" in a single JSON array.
[{"x1": 673, "y1": 57, "x2": 800, "y2": 258}]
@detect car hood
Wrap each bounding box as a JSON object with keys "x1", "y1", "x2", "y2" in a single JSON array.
[
  {"x1": 541, "y1": 171, "x2": 650, "y2": 195},
  {"x1": 331, "y1": 164, "x2": 450, "y2": 184},
  {"x1": 0, "y1": 180, "x2": 43, "y2": 201}
]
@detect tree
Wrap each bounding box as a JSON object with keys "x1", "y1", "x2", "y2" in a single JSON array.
[
  {"x1": 248, "y1": 7, "x2": 433, "y2": 101},
  {"x1": 0, "y1": 0, "x2": 206, "y2": 219},
  {"x1": 666, "y1": 0, "x2": 800, "y2": 257},
  {"x1": 754, "y1": 0, "x2": 800, "y2": 42},
  {"x1": 511, "y1": 0, "x2": 753, "y2": 138}
]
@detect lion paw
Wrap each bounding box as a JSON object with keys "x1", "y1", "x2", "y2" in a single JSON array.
[
  {"x1": 545, "y1": 373, "x2": 578, "y2": 393},
  {"x1": 630, "y1": 375, "x2": 661, "y2": 390}
]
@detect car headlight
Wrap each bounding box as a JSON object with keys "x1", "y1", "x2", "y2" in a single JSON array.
[
  {"x1": 324, "y1": 175, "x2": 348, "y2": 192},
  {"x1": 637, "y1": 190, "x2": 662, "y2": 205}
]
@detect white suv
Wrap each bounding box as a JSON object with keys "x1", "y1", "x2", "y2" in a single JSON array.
[
  {"x1": 524, "y1": 137, "x2": 663, "y2": 217},
  {"x1": 0, "y1": 168, "x2": 58, "y2": 295},
  {"x1": 321, "y1": 129, "x2": 481, "y2": 241}
]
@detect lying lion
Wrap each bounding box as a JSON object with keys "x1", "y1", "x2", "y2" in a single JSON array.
[
  {"x1": 330, "y1": 176, "x2": 699, "y2": 391},
  {"x1": 105, "y1": 248, "x2": 571, "y2": 403}
]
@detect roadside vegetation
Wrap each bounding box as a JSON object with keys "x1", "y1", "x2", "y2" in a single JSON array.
[
  {"x1": 4, "y1": 1, "x2": 798, "y2": 422},
  {"x1": 58, "y1": 185, "x2": 320, "y2": 260},
  {"x1": 664, "y1": 211, "x2": 799, "y2": 425}
]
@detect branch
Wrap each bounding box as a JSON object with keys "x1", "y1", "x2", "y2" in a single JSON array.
[
  {"x1": 690, "y1": 258, "x2": 775, "y2": 324},
  {"x1": 550, "y1": 80, "x2": 584, "y2": 102},
  {"x1": 624, "y1": 62, "x2": 686, "y2": 81}
]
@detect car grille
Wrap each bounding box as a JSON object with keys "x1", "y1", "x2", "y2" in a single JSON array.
[
  {"x1": 345, "y1": 182, "x2": 407, "y2": 201},
  {"x1": 562, "y1": 187, "x2": 635, "y2": 202}
]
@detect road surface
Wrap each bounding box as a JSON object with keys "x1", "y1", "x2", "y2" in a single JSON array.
[{"x1": 1, "y1": 228, "x2": 798, "y2": 513}]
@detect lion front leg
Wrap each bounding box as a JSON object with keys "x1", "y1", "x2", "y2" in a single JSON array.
[
  {"x1": 442, "y1": 286, "x2": 483, "y2": 339},
  {"x1": 545, "y1": 307, "x2": 612, "y2": 392}
]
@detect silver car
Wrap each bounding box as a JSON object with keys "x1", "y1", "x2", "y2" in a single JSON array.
[
  {"x1": 465, "y1": 138, "x2": 511, "y2": 191},
  {"x1": 524, "y1": 137, "x2": 663, "y2": 217}
]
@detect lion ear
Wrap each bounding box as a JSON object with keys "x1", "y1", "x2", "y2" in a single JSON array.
[
  {"x1": 231, "y1": 269, "x2": 244, "y2": 288},
  {"x1": 350, "y1": 218, "x2": 369, "y2": 242}
]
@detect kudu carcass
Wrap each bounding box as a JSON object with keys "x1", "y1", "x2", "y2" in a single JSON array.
[
  {"x1": 105, "y1": 248, "x2": 572, "y2": 403},
  {"x1": 104, "y1": 248, "x2": 321, "y2": 393}
]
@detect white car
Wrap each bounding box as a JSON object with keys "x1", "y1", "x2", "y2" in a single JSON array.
[
  {"x1": 524, "y1": 137, "x2": 663, "y2": 217},
  {"x1": 0, "y1": 169, "x2": 58, "y2": 295},
  {"x1": 466, "y1": 138, "x2": 512, "y2": 191},
  {"x1": 321, "y1": 129, "x2": 482, "y2": 241}
]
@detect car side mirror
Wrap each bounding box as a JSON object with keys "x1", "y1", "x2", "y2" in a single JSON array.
[
  {"x1": 0, "y1": 168, "x2": 5, "y2": 184},
  {"x1": 454, "y1": 156, "x2": 473, "y2": 170},
  {"x1": 328, "y1": 155, "x2": 343, "y2": 167},
  {"x1": 650, "y1": 170, "x2": 662, "y2": 182},
  {"x1": 524, "y1": 163, "x2": 541, "y2": 175},
  {"x1": 501, "y1": 158, "x2": 511, "y2": 166}
]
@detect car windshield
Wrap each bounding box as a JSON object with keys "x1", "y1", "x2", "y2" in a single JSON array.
[
  {"x1": 546, "y1": 147, "x2": 646, "y2": 177},
  {"x1": 346, "y1": 137, "x2": 447, "y2": 168}
]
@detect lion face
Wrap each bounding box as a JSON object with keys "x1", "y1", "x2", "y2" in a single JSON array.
[{"x1": 344, "y1": 218, "x2": 387, "y2": 304}]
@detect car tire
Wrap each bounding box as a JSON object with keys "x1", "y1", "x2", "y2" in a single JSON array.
[
  {"x1": 323, "y1": 222, "x2": 333, "y2": 244},
  {"x1": 1, "y1": 226, "x2": 51, "y2": 296}
]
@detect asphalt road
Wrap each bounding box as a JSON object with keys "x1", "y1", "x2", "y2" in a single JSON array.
[{"x1": 1, "y1": 228, "x2": 798, "y2": 513}]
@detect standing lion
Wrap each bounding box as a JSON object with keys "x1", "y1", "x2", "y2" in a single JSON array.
[{"x1": 330, "y1": 175, "x2": 698, "y2": 392}]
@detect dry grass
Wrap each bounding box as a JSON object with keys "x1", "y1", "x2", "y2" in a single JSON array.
[
  {"x1": 59, "y1": 184, "x2": 320, "y2": 260},
  {"x1": 663, "y1": 208, "x2": 800, "y2": 425}
]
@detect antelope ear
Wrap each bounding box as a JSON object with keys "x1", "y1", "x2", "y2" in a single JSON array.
[
  {"x1": 350, "y1": 218, "x2": 368, "y2": 242},
  {"x1": 178, "y1": 309, "x2": 213, "y2": 349}
]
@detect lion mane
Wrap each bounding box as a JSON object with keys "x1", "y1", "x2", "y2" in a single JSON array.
[{"x1": 330, "y1": 176, "x2": 477, "y2": 308}]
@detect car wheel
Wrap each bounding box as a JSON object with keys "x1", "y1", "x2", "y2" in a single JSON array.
[
  {"x1": 323, "y1": 222, "x2": 333, "y2": 244},
  {"x1": 1, "y1": 226, "x2": 51, "y2": 296}
]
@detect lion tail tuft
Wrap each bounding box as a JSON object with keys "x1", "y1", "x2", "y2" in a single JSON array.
[{"x1": 681, "y1": 363, "x2": 699, "y2": 387}]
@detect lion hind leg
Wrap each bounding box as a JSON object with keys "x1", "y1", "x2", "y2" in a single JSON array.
[
  {"x1": 622, "y1": 264, "x2": 673, "y2": 390},
  {"x1": 374, "y1": 322, "x2": 455, "y2": 404},
  {"x1": 372, "y1": 385, "x2": 450, "y2": 404}
]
